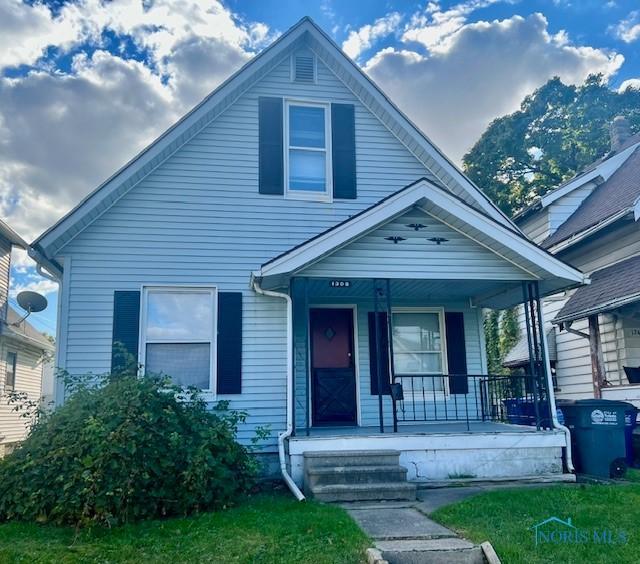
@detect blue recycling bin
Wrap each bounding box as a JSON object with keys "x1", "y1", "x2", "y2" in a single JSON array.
[{"x1": 624, "y1": 408, "x2": 638, "y2": 467}]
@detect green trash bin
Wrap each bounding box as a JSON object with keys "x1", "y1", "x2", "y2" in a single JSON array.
[{"x1": 556, "y1": 399, "x2": 633, "y2": 478}]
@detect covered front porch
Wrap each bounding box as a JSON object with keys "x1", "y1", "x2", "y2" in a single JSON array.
[
  {"x1": 287, "y1": 276, "x2": 555, "y2": 439},
  {"x1": 252, "y1": 179, "x2": 587, "y2": 488}
]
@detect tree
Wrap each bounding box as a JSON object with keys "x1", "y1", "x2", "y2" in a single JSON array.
[{"x1": 464, "y1": 75, "x2": 640, "y2": 216}]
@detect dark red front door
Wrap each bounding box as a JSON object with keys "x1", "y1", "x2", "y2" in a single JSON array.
[{"x1": 310, "y1": 308, "x2": 357, "y2": 426}]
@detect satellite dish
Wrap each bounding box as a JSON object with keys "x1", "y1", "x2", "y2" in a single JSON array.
[
  {"x1": 13, "y1": 291, "x2": 48, "y2": 326},
  {"x1": 17, "y1": 291, "x2": 48, "y2": 314}
]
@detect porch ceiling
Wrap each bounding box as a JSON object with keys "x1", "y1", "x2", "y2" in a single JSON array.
[{"x1": 304, "y1": 277, "x2": 522, "y2": 305}]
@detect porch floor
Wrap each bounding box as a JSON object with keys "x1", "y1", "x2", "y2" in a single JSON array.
[{"x1": 294, "y1": 421, "x2": 543, "y2": 439}]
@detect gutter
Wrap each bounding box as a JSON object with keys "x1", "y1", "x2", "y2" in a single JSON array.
[
  {"x1": 539, "y1": 306, "x2": 575, "y2": 473},
  {"x1": 251, "y1": 274, "x2": 305, "y2": 501},
  {"x1": 27, "y1": 246, "x2": 63, "y2": 280}
]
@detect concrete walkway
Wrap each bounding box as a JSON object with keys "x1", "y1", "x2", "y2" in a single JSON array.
[
  {"x1": 343, "y1": 488, "x2": 485, "y2": 563},
  {"x1": 343, "y1": 484, "x2": 567, "y2": 563}
]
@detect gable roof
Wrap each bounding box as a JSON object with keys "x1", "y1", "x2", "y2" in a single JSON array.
[
  {"x1": 32, "y1": 17, "x2": 516, "y2": 263},
  {"x1": 543, "y1": 144, "x2": 640, "y2": 250},
  {"x1": 554, "y1": 254, "x2": 640, "y2": 324},
  {"x1": 256, "y1": 178, "x2": 586, "y2": 307}
]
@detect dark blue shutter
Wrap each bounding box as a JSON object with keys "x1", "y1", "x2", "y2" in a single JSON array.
[
  {"x1": 445, "y1": 312, "x2": 468, "y2": 394},
  {"x1": 111, "y1": 291, "x2": 140, "y2": 373},
  {"x1": 331, "y1": 103, "x2": 356, "y2": 199},
  {"x1": 258, "y1": 97, "x2": 284, "y2": 195},
  {"x1": 368, "y1": 311, "x2": 391, "y2": 395},
  {"x1": 217, "y1": 292, "x2": 242, "y2": 394}
]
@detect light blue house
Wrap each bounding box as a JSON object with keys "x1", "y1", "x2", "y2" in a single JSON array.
[{"x1": 31, "y1": 18, "x2": 587, "y2": 500}]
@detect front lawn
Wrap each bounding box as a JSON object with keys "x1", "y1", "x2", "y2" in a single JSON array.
[
  {"x1": 432, "y1": 483, "x2": 640, "y2": 564},
  {"x1": 0, "y1": 492, "x2": 369, "y2": 564}
]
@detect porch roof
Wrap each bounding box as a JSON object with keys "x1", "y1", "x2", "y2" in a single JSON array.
[{"x1": 254, "y1": 179, "x2": 588, "y2": 308}]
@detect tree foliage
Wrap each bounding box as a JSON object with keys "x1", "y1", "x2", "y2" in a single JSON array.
[
  {"x1": 484, "y1": 308, "x2": 520, "y2": 375},
  {"x1": 464, "y1": 75, "x2": 640, "y2": 215}
]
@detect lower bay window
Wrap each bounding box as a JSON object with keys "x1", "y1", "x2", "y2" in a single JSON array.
[{"x1": 140, "y1": 286, "x2": 216, "y2": 391}]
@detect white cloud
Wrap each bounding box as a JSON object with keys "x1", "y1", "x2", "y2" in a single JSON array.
[
  {"x1": 342, "y1": 12, "x2": 403, "y2": 59},
  {"x1": 613, "y1": 10, "x2": 640, "y2": 43},
  {"x1": 0, "y1": 1, "x2": 266, "y2": 244},
  {"x1": 10, "y1": 278, "x2": 58, "y2": 298},
  {"x1": 365, "y1": 13, "x2": 624, "y2": 163},
  {"x1": 402, "y1": 0, "x2": 503, "y2": 53},
  {"x1": 619, "y1": 78, "x2": 640, "y2": 92}
]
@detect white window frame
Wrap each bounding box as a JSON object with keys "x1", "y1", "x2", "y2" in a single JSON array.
[
  {"x1": 284, "y1": 99, "x2": 332, "y2": 202},
  {"x1": 4, "y1": 350, "x2": 17, "y2": 391},
  {"x1": 391, "y1": 307, "x2": 449, "y2": 396},
  {"x1": 139, "y1": 285, "x2": 217, "y2": 397}
]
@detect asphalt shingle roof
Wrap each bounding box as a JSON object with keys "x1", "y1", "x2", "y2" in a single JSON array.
[
  {"x1": 554, "y1": 255, "x2": 640, "y2": 322},
  {"x1": 543, "y1": 145, "x2": 640, "y2": 248}
]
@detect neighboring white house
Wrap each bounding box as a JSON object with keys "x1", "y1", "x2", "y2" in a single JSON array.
[
  {"x1": 30, "y1": 18, "x2": 587, "y2": 498},
  {"x1": 506, "y1": 117, "x2": 640, "y2": 408},
  {"x1": 0, "y1": 221, "x2": 54, "y2": 456}
]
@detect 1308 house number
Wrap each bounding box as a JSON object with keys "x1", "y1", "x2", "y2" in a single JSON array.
[{"x1": 330, "y1": 280, "x2": 351, "y2": 288}]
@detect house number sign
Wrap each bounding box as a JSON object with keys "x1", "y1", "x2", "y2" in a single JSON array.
[{"x1": 330, "y1": 280, "x2": 351, "y2": 288}]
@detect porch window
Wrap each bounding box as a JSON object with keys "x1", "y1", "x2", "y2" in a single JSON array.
[
  {"x1": 392, "y1": 310, "x2": 446, "y2": 392},
  {"x1": 141, "y1": 287, "x2": 216, "y2": 391},
  {"x1": 285, "y1": 101, "x2": 331, "y2": 200}
]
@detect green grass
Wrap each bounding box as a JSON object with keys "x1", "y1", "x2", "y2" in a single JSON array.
[
  {"x1": 432, "y1": 483, "x2": 640, "y2": 564},
  {"x1": 0, "y1": 492, "x2": 370, "y2": 564}
]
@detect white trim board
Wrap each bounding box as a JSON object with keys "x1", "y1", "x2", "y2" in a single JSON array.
[{"x1": 257, "y1": 179, "x2": 586, "y2": 286}]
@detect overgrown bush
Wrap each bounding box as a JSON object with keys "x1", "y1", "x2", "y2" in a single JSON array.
[{"x1": 0, "y1": 372, "x2": 259, "y2": 527}]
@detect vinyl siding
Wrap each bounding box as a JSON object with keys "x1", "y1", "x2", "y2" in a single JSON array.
[
  {"x1": 547, "y1": 182, "x2": 596, "y2": 234},
  {"x1": 519, "y1": 211, "x2": 550, "y2": 245},
  {"x1": 58, "y1": 53, "x2": 449, "y2": 451},
  {"x1": 303, "y1": 210, "x2": 532, "y2": 280},
  {"x1": 0, "y1": 238, "x2": 10, "y2": 322},
  {"x1": 0, "y1": 338, "x2": 43, "y2": 449}
]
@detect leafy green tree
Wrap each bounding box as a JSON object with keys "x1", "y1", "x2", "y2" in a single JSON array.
[
  {"x1": 499, "y1": 307, "x2": 519, "y2": 361},
  {"x1": 464, "y1": 75, "x2": 640, "y2": 215},
  {"x1": 484, "y1": 309, "x2": 501, "y2": 374}
]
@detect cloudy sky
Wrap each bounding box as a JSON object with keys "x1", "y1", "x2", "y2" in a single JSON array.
[{"x1": 2, "y1": 0, "x2": 640, "y2": 334}]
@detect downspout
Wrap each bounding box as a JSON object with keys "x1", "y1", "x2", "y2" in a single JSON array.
[
  {"x1": 539, "y1": 307, "x2": 575, "y2": 473},
  {"x1": 251, "y1": 275, "x2": 305, "y2": 501}
]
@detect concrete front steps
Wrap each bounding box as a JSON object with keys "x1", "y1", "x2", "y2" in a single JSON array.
[
  {"x1": 304, "y1": 450, "x2": 417, "y2": 502},
  {"x1": 375, "y1": 538, "x2": 485, "y2": 564}
]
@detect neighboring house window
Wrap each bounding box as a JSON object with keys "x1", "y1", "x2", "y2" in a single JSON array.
[
  {"x1": 285, "y1": 100, "x2": 332, "y2": 200},
  {"x1": 5, "y1": 351, "x2": 17, "y2": 391},
  {"x1": 141, "y1": 287, "x2": 216, "y2": 391},
  {"x1": 392, "y1": 309, "x2": 447, "y2": 392}
]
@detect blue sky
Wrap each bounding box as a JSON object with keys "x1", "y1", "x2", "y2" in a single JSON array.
[{"x1": 1, "y1": 0, "x2": 640, "y2": 336}]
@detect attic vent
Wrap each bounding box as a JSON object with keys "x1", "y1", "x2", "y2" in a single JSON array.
[{"x1": 293, "y1": 54, "x2": 315, "y2": 83}]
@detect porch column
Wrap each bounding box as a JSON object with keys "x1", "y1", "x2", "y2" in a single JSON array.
[
  {"x1": 522, "y1": 282, "x2": 541, "y2": 430},
  {"x1": 373, "y1": 279, "x2": 384, "y2": 433},
  {"x1": 290, "y1": 277, "x2": 309, "y2": 436},
  {"x1": 588, "y1": 314, "x2": 606, "y2": 399},
  {"x1": 533, "y1": 281, "x2": 553, "y2": 428}
]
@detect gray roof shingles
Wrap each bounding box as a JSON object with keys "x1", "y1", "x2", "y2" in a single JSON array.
[
  {"x1": 543, "y1": 146, "x2": 640, "y2": 248},
  {"x1": 554, "y1": 254, "x2": 640, "y2": 322}
]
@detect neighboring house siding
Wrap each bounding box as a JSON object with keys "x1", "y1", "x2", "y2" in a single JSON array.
[
  {"x1": 547, "y1": 183, "x2": 597, "y2": 235},
  {"x1": 0, "y1": 238, "x2": 11, "y2": 320},
  {"x1": 0, "y1": 339, "x2": 43, "y2": 448},
  {"x1": 516, "y1": 217, "x2": 637, "y2": 399},
  {"x1": 519, "y1": 211, "x2": 550, "y2": 245},
  {"x1": 57, "y1": 55, "x2": 439, "y2": 451},
  {"x1": 303, "y1": 210, "x2": 533, "y2": 280}
]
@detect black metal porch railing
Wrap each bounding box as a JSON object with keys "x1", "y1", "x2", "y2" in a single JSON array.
[{"x1": 391, "y1": 373, "x2": 552, "y2": 432}]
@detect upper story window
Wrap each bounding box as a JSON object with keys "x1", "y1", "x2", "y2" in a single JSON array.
[
  {"x1": 5, "y1": 351, "x2": 16, "y2": 391},
  {"x1": 285, "y1": 101, "x2": 332, "y2": 201},
  {"x1": 141, "y1": 287, "x2": 216, "y2": 391}
]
